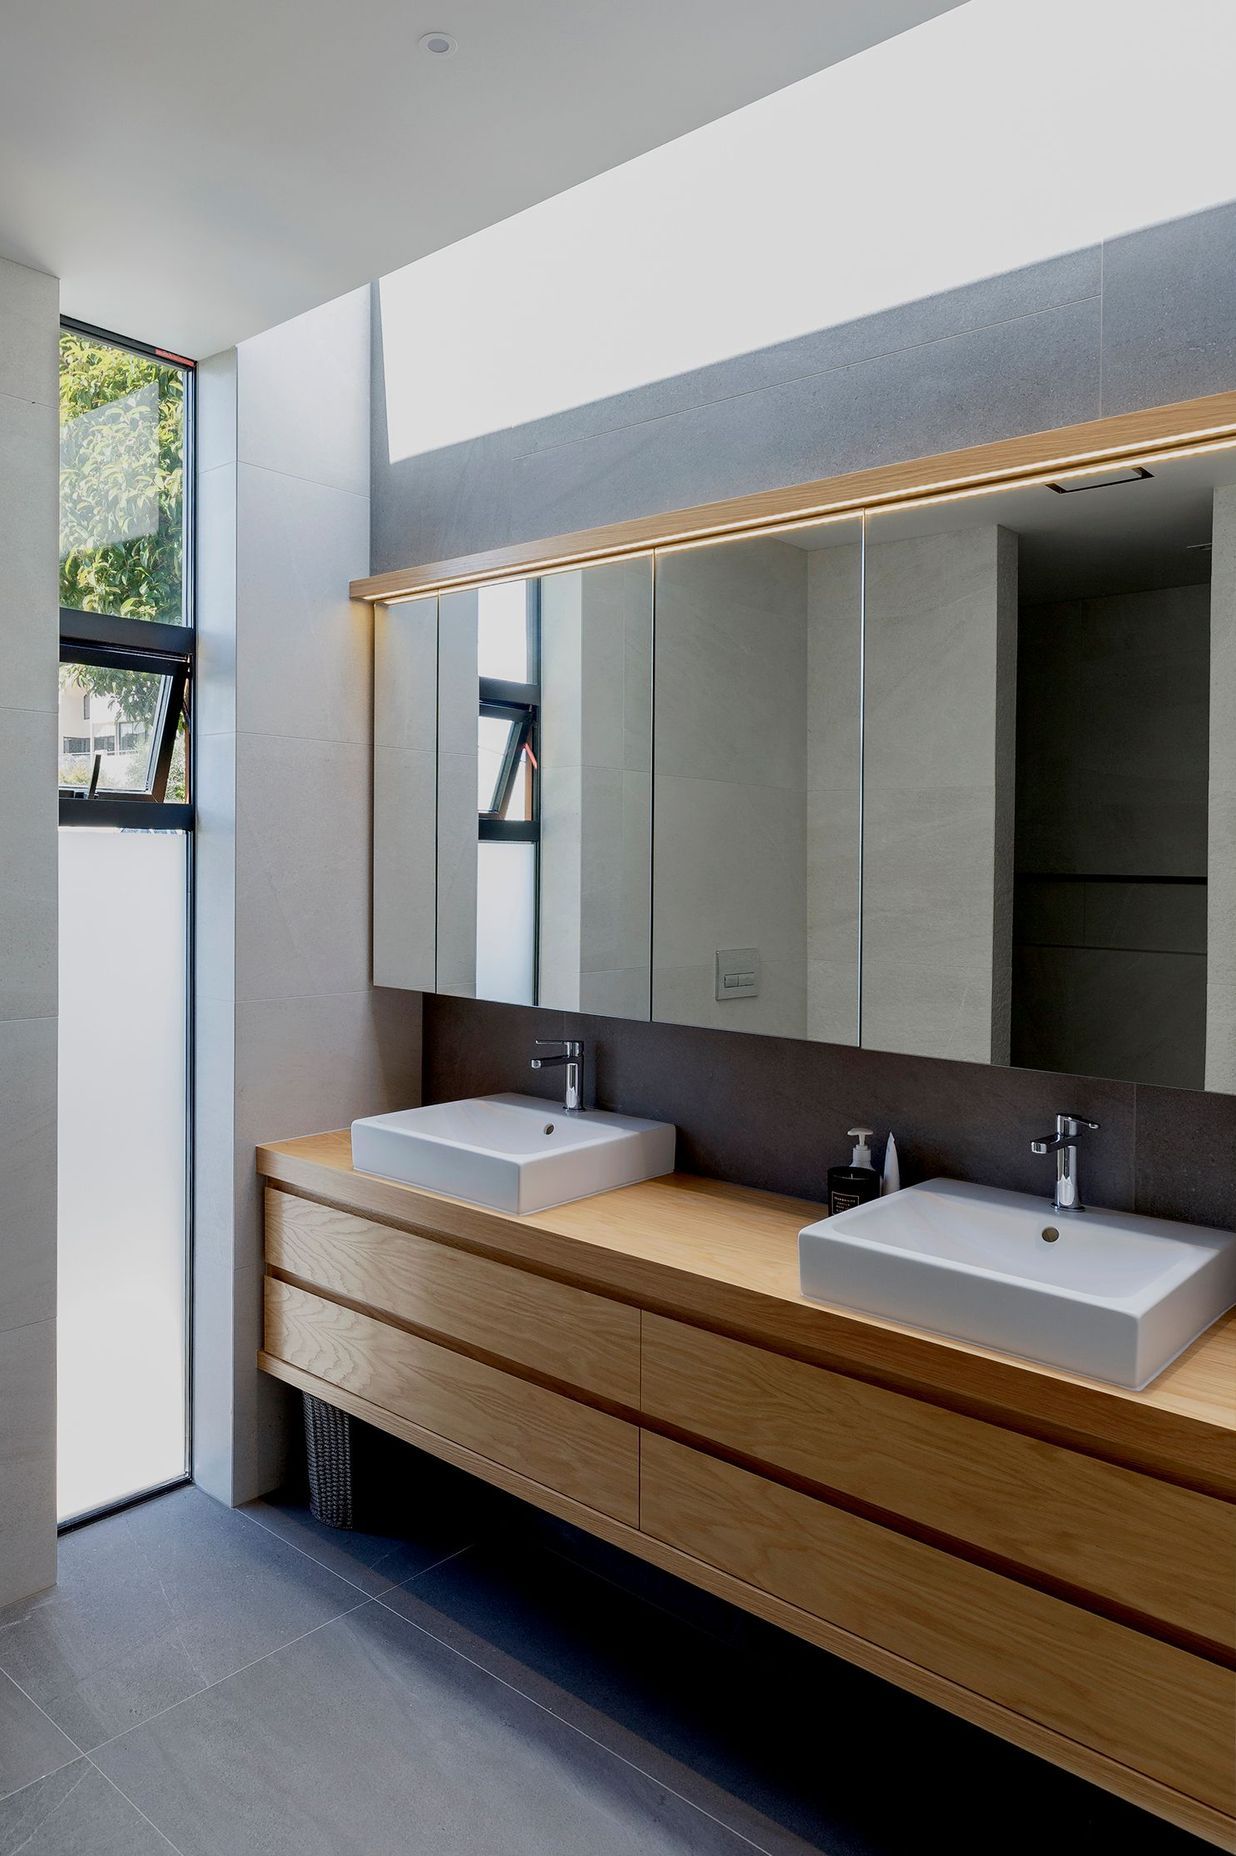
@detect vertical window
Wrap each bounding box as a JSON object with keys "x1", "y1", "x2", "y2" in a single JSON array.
[
  {"x1": 57, "y1": 322, "x2": 193, "y2": 1523},
  {"x1": 476, "y1": 580, "x2": 539, "y2": 1003}
]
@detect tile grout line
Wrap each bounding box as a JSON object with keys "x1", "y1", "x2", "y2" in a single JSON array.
[
  {"x1": 237, "y1": 1498, "x2": 475, "y2": 1599},
  {"x1": 1, "y1": 1760, "x2": 90, "y2": 1856},
  {"x1": 85, "y1": 1760, "x2": 188, "y2": 1855},
  {"x1": 0, "y1": 1666, "x2": 85, "y2": 1806},
  {"x1": 368, "y1": 1590, "x2": 777, "y2": 1856},
  {"x1": 86, "y1": 1599, "x2": 372, "y2": 1760}
]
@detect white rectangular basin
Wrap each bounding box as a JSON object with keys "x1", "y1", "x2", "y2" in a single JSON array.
[
  {"x1": 799, "y1": 1178, "x2": 1236, "y2": 1389},
  {"x1": 351, "y1": 1093, "x2": 676, "y2": 1215}
]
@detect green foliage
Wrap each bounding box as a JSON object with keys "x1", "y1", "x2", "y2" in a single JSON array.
[
  {"x1": 59, "y1": 330, "x2": 185, "y2": 626},
  {"x1": 58, "y1": 332, "x2": 189, "y2": 798}
]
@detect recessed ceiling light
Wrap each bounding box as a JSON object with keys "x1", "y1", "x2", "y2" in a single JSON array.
[
  {"x1": 418, "y1": 30, "x2": 457, "y2": 55},
  {"x1": 1045, "y1": 465, "x2": 1152, "y2": 494}
]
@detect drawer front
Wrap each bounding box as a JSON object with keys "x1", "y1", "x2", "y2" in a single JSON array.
[
  {"x1": 642, "y1": 1432, "x2": 1236, "y2": 1813},
  {"x1": 266, "y1": 1188, "x2": 639, "y2": 1407},
  {"x1": 265, "y1": 1278, "x2": 638, "y2": 1525},
  {"x1": 642, "y1": 1315, "x2": 1236, "y2": 1650}
]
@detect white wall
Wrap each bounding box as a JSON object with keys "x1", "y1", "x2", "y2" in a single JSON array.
[
  {"x1": 194, "y1": 287, "x2": 421, "y2": 1506},
  {"x1": 0, "y1": 256, "x2": 58, "y2": 1604},
  {"x1": 379, "y1": 0, "x2": 1236, "y2": 459}
]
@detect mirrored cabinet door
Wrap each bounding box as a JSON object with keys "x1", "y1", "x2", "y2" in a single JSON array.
[
  {"x1": 420, "y1": 562, "x2": 654, "y2": 1014},
  {"x1": 373, "y1": 594, "x2": 438, "y2": 992},
  {"x1": 651, "y1": 516, "x2": 863, "y2": 1040},
  {"x1": 861, "y1": 450, "x2": 1234, "y2": 1090}
]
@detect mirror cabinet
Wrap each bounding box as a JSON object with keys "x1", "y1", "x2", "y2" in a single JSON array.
[{"x1": 373, "y1": 434, "x2": 1236, "y2": 1094}]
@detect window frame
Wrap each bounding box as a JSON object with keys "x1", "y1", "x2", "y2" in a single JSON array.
[
  {"x1": 55, "y1": 316, "x2": 196, "y2": 1529},
  {"x1": 57, "y1": 320, "x2": 195, "y2": 832}
]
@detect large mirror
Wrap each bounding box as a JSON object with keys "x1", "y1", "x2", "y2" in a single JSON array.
[
  {"x1": 651, "y1": 517, "x2": 863, "y2": 1041},
  {"x1": 862, "y1": 450, "x2": 1228, "y2": 1090},
  {"x1": 373, "y1": 438, "x2": 1236, "y2": 1093},
  {"x1": 374, "y1": 560, "x2": 654, "y2": 1016}
]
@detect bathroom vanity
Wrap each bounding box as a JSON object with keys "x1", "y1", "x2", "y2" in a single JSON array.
[{"x1": 257, "y1": 1136, "x2": 1236, "y2": 1849}]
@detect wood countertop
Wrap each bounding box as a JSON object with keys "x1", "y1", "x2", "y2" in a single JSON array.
[{"x1": 258, "y1": 1131, "x2": 1236, "y2": 1498}]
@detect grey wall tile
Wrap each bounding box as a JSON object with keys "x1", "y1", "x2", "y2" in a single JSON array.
[
  {"x1": 0, "y1": 1321, "x2": 56, "y2": 1610},
  {"x1": 508, "y1": 299, "x2": 1100, "y2": 541},
  {"x1": 0, "y1": 1018, "x2": 56, "y2": 1336},
  {"x1": 238, "y1": 287, "x2": 369, "y2": 497},
  {"x1": 234, "y1": 734, "x2": 372, "y2": 1002},
  {"x1": 235, "y1": 464, "x2": 371, "y2": 744},
  {"x1": 1102, "y1": 200, "x2": 1236, "y2": 415},
  {"x1": 0, "y1": 394, "x2": 58, "y2": 715},
  {"x1": 0, "y1": 260, "x2": 58, "y2": 408},
  {"x1": 423, "y1": 996, "x2": 1137, "y2": 1212},
  {"x1": 517, "y1": 246, "x2": 1102, "y2": 460},
  {"x1": 1134, "y1": 1085, "x2": 1236, "y2": 1231},
  {"x1": 0, "y1": 709, "x2": 56, "y2": 1023}
]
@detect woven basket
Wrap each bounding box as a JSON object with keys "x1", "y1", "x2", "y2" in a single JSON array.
[{"x1": 302, "y1": 1392, "x2": 355, "y2": 1528}]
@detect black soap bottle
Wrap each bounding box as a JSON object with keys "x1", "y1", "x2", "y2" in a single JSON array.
[{"x1": 828, "y1": 1127, "x2": 881, "y2": 1216}]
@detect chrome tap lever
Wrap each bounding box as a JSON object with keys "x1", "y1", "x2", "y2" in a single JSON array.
[
  {"x1": 1031, "y1": 1113, "x2": 1100, "y2": 1214},
  {"x1": 529, "y1": 1039, "x2": 585, "y2": 1112}
]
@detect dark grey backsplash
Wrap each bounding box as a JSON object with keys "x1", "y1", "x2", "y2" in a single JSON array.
[
  {"x1": 423, "y1": 996, "x2": 1236, "y2": 1233},
  {"x1": 388, "y1": 197, "x2": 1236, "y2": 1236}
]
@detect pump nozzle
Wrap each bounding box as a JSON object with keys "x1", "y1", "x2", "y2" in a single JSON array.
[{"x1": 848, "y1": 1126, "x2": 875, "y2": 1167}]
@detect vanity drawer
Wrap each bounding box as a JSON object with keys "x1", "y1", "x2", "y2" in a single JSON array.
[
  {"x1": 265, "y1": 1188, "x2": 639, "y2": 1407},
  {"x1": 642, "y1": 1314, "x2": 1236, "y2": 1649},
  {"x1": 641, "y1": 1431, "x2": 1236, "y2": 1813},
  {"x1": 264, "y1": 1278, "x2": 639, "y2": 1524}
]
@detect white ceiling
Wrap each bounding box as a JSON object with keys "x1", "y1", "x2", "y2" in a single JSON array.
[{"x1": 0, "y1": 0, "x2": 961, "y2": 359}]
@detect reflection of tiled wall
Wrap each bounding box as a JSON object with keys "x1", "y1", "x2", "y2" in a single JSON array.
[
  {"x1": 381, "y1": 199, "x2": 1236, "y2": 1229},
  {"x1": 1208, "y1": 486, "x2": 1236, "y2": 1090},
  {"x1": 1014, "y1": 582, "x2": 1210, "y2": 1089},
  {"x1": 0, "y1": 257, "x2": 58, "y2": 1606},
  {"x1": 861, "y1": 526, "x2": 1017, "y2": 1065},
  {"x1": 653, "y1": 539, "x2": 807, "y2": 1037}
]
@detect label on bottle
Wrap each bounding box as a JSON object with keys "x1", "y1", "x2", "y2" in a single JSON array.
[{"x1": 830, "y1": 1191, "x2": 862, "y2": 1214}]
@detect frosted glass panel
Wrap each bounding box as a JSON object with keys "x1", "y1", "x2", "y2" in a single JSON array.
[
  {"x1": 476, "y1": 579, "x2": 534, "y2": 682},
  {"x1": 476, "y1": 840, "x2": 535, "y2": 1004},
  {"x1": 58, "y1": 828, "x2": 188, "y2": 1520}
]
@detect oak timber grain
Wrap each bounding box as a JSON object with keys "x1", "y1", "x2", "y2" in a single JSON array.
[
  {"x1": 641, "y1": 1314, "x2": 1236, "y2": 1651},
  {"x1": 258, "y1": 1349, "x2": 1236, "y2": 1851},
  {"x1": 265, "y1": 1187, "x2": 639, "y2": 1407},
  {"x1": 641, "y1": 1433, "x2": 1236, "y2": 1815},
  {"x1": 351, "y1": 390, "x2": 1236, "y2": 602},
  {"x1": 263, "y1": 1278, "x2": 638, "y2": 1524},
  {"x1": 258, "y1": 1139, "x2": 1236, "y2": 1498}
]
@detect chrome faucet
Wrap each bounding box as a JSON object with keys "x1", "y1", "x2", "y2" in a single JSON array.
[
  {"x1": 1031, "y1": 1113, "x2": 1100, "y2": 1213},
  {"x1": 530, "y1": 1039, "x2": 585, "y2": 1112}
]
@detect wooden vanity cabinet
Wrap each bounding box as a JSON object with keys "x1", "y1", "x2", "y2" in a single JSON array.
[{"x1": 258, "y1": 1141, "x2": 1236, "y2": 1851}]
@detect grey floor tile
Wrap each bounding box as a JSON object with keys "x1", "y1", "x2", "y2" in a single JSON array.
[
  {"x1": 95, "y1": 1598, "x2": 756, "y2": 1856},
  {"x1": 0, "y1": 1486, "x2": 362, "y2": 1752},
  {"x1": 377, "y1": 1538, "x2": 1212, "y2": 1856},
  {"x1": 0, "y1": 1672, "x2": 77, "y2": 1803},
  {"x1": 0, "y1": 1759, "x2": 176, "y2": 1854},
  {"x1": 241, "y1": 1486, "x2": 474, "y2": 1597}
]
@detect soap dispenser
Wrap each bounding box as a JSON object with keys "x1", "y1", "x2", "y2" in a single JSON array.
[{"x1": 828, "y1": 1128, "x2": 880, "y2": 1216}]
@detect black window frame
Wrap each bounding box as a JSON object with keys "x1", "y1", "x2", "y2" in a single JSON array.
[
  {"x1": 58, "y1": 318, "x2": 194, "y2": 833},
  {"x1": 476, "y1": 579, "x2": 541, "y2": 847}
]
